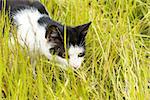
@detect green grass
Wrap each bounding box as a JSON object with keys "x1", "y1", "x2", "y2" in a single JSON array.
[{"x1": 0, "y1": 0, "x2": 150, "y2": 99}]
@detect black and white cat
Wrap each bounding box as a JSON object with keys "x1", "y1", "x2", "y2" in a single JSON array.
[{"x1": 0, "y1": 0, "x2": 91, "y2": 69}]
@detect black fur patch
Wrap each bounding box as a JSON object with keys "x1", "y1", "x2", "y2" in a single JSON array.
[
  {"x1": 0, "y1": 0, "x2": 48, "y2": 16},
  {"x1": 31, "y1": 1, "x2": 48, "y2": 15}
]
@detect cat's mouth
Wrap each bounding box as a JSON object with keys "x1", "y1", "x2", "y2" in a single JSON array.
[
  {"x1": 56, "y1": 56, "x2": 83, "y2": 69},
  {"x1": 49, "y1": 52, "x2": 81, "y2": 69}
]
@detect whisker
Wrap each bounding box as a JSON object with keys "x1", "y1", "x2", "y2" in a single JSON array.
[
  {"x1": 79, "y1": 37, "x2": 85, "y2": 46},
  {"x1": 79, "y1": 40, "x2": 85, "y2": 46}
]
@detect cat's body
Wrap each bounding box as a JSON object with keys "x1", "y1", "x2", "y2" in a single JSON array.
[{"x1": 0, "y1": 0, "x2": 91, "y2": 69}]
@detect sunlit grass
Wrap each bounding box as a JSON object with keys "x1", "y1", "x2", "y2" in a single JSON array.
[{"x1": 0, "y1": 0, "x2": 150, "y2": 99}]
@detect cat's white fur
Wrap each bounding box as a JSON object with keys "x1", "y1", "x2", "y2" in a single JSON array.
[
  {"x1": 13, "y1": 8, "x2": 52, "y2": 59},
  {"x1": 68, "y1": 45, "x2": 84, "y2": 69},
  {"x1": 11, "y1": 8, "x2": 84, "y2": 69}
]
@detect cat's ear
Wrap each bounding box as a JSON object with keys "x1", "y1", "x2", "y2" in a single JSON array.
[
  {"x1": 76, "y1": 22, "x2": 91, "y2": 36},
  {"x1": 45, "y1": 25, "x2": 61, "y2": 40}
]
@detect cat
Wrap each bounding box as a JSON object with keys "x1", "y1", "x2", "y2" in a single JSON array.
[{"x1": 0, "y1": 0, "x2": 91, "y2": 69}]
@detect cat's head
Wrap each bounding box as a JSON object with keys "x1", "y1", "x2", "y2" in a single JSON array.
[{"x1": 45, "y1": 22, "x2": 91, "y2": 69}]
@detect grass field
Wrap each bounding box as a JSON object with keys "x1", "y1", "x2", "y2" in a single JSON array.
[{"x1": 0, "y1": 0, "x2": 150, "y2": 99}]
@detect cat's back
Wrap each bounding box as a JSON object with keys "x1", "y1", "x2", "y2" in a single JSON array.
[
  {"x1": 0, "y1": 0, "x2": 48, "y2": 15},
  {"x1": 0, "y1": 0, "x2": 31, "y2": 10}
]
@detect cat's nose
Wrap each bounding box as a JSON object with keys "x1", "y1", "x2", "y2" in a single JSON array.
[
  {"x1": 69, "y1": 59, "x2": 82, "y2": 69},
  {"x1": 71, "y1": 64, "x2": 80, "y2": 69},
  {"x1": 73, "y1": 66, "x2": 79, "y2": 69}
]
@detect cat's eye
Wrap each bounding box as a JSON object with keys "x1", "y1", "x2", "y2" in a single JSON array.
[
  {"x1": 49, "y1": 48, "x2": 55, "y2": 54},
  {"x1": 62, "y1": 53, "x2": 66, "y2": 58},
  {"x1": 62, "y1": 52, "x2": 70, "y2": 59},
  {"x1": 78, "y1": 52, "x2": 85, "y2": 57}
]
